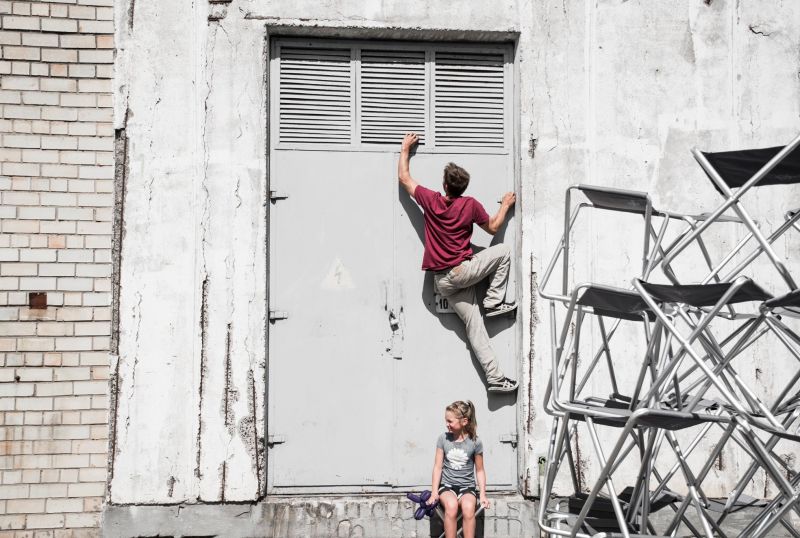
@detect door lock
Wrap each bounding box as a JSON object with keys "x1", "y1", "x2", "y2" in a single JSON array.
[
  {"x1": 388, "y1": 310, "x2": 403, "y2": 359},
  {"x1": 388, "y1": 311, "x2": 400, "y2": 331}
]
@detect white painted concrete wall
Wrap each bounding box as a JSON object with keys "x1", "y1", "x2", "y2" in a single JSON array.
[
  {"x1": 113, "y1": 0, "x2": 267, "y2": 502},
  {"x1": 524, "y1": 0, "x2": 800, "y2": 499},
  {"x1": 112, "y1": 0, "x2": 800, "y2": 503}
]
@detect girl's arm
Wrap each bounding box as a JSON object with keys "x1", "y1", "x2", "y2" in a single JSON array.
[
  {"x1": 428, "y1": 447, "x2": 444, "y2": 505},
  {"x1": 475, "y1": 453, "x2": 490, "y2": 509}
]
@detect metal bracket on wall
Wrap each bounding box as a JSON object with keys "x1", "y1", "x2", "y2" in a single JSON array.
[
  {"x1": 269, "y1": 310, "x2": 289, "y2": 321},
  {"x1": 267, "y1": 435, "x2": 286, "y2": 447},
  {"x1": 500, "y1": 433, "x2": 518, "y2": 448},
  {"x1": 269, "y1": 191, "x2": 289, "y2": 201}
]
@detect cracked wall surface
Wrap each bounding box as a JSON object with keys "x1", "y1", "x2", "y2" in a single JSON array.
[
  {"x1": 110, "y1": 0, "x2": 518, "y2": 506},
  {"x1": 523, "y1": 0, "x2": 800, "y2": 501},
  {"x1": 111, "y1": 0, "x2": 267, "y2": 503},
  {"x1": 111, "y1": 0, "x2": 800, "y2": 517}
]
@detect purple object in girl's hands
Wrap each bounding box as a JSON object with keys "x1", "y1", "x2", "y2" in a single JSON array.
[{"x1": 407, "y1": 490, "x2": 439, "y2": 520}]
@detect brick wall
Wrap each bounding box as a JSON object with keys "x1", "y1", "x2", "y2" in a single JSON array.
[{"x1": 0, "y1": 0, "x2": 112, "y2": 535}]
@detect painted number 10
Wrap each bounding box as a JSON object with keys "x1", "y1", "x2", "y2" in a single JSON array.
[{"x1": 434, "y1": 293, "x2": 455, "y2": 314}]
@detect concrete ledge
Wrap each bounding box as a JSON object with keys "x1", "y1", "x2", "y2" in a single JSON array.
[
  {"x1": 103, "y1": 495, "x2": 800, "y2": 537},
  {"x1": 255, "y1": 23, "x2": 520, "y2": 43},
  {"x1": 102, "y1": 494, "x2": 539, "y2": 537}
]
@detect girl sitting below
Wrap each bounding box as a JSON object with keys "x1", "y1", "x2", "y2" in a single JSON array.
[{"x1": 427, "y1": 400, "x2": 489, "y2": 538}]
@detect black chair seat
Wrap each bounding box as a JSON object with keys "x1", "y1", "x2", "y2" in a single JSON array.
[
  {"x1": 638, "y1": 279, "x2": 772, "y2": 307},
  {"x1": 577, "y1": 286, "x2": 653, "y2": 321},
  {"x1": 703, "y1": 145, "x2": 800, "y2": 192}
]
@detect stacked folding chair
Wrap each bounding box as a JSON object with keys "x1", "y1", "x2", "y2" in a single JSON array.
[{"x1": 538, "y1": 136, "x2": 800, "y2": 537}]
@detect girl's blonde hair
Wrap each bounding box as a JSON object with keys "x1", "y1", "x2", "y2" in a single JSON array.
[{"x1": 447, "y1": 400, "x2": 477, "y2": 440}]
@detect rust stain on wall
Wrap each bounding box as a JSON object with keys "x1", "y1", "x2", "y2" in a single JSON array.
[
  {"x1": 527, "y1": 262, "x2": 540, "y2": 435},
  {"x1": 222, "y1": 323, "x2": 237, "y2": 434},
  {"x1": 238, "y1": 368, "x2": 262, "y2": 493},
  {"x1": 196, "y1": 277, "x2": 210, "y2": 480}
]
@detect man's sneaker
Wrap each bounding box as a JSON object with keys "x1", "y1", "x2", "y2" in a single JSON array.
[
  {"x1": 488, "y1": 377, "x2": 519, "y2": 393},
  {"x1": 486, "y1": 302, "x2": 518, "y2": 317}
]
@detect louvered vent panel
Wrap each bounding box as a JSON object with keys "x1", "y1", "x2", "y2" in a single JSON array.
[
  {"x1": 434, "y1": 52, "x2": 505, "y2": 147},
  {"x1": 279, "y1": 47, "x2": 352, "y2": 144},
  {"x1": 359, "y1": 50, "x2": 426, "y2": 144}
]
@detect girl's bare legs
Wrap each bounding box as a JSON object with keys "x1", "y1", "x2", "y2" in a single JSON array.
[
  {"x1": 439, "y1": 491, "x2": 459, "y2": 538},
  {"x1": 459, "y1": 494, "x2": 478, "y2": 538}
]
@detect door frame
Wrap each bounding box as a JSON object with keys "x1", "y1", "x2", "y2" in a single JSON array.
[{"x1": 264, "y1": 31, "x2": 523, "y2": 496}]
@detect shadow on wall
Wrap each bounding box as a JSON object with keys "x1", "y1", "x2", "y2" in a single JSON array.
[{"x1": 399, "y1": 184, "x2": 516, "y2": 411}]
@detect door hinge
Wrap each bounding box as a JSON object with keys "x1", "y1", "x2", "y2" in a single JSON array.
[
  {"x1": 267, "y1": 435, "x2": 286, "y2": 447},
  {"x1": 269, "y1": 310, "x2": 288, "y2": 321},
  {"x1": 270, "y1": 191, "x2": 288, "y2": 201},
  {"x1": 500, "y1": 433, "x2": 518, "y2": 448}
]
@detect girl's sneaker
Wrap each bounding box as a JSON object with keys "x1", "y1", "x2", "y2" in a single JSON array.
[
  {"x1": 486, "y1": 302, "x2": 517, "y2": 317},
  {"x1": 488, "y1": 377, "x2": 518, "y2": 393}
]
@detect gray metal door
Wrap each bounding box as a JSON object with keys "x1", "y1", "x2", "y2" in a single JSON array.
[
  {"x1": 268, "y1": 38, "x2": 516, "y2": 493},
  {"x1": 393, "y1": 153, "x2": 518, "y2": 491}
]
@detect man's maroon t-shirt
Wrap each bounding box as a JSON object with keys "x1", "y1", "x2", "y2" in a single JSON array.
[{"x1": 413, "y1": 185, "x2": 490, "y2": 271}]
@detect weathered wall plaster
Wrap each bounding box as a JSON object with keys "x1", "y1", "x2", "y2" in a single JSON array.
[
  {"x1": 110, "y1": 0, "x2": 800, "y2": 518},
  {"x1": 523, "y1": 0, "x2": 800, "y2": 500},
  {"x1": 112, "y1": 0, "x2": 267, "y2": 503}
]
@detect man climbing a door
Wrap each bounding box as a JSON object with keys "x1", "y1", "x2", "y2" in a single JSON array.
[{"x1": 398, "y1": 132, "x2": 518, "y2": 393}]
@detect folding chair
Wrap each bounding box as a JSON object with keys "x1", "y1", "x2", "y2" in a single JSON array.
[
  {"x1": 662, "y1": 134, "x2": 800, "y2": 293},
  {"x1": 539, "y1": 175, "x2": 800, "y2": 538},
  {"x1": 540, "y1": 398, "x2": 730, "y2": 537},
  {"x1": 705, "y1": 290, "x2": 800, "y2": 536},
  {"x1": 539, "y1": 284, "x2": 717, "y2": 537},
  {"x1": 540, "y1": 185, "x2": 662, "y2": 305},
  {"x1": 632, "y1": 277, "x2": 800, "y2": 537},
  {"x1": 632, "y1": 278, "x2": 792, "y2": 435},
  {"x1": 542, "y1": 283, "x2": 664, "y2": 422},
  {"x1": 541, "y1": 278, "x2": 800, "y2": 537},
  {"x1": 539, "y1": 184, "x2": 747, "y2": 305},
  {"x1": 539, "y1": 185, "x2": 747, "y2": 389}
]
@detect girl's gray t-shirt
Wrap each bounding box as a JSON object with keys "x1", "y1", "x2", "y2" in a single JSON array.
[{"x1": 437, "y1": 432, "x2": 484, "y2": 487}]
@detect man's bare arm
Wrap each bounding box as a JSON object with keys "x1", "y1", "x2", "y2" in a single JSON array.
[
  {"x1": 480, "y1": 192, "x2": 516, "y2": 235},
  {"x1": 398, "y1": 133, "x2": 420, "y2": 197}
]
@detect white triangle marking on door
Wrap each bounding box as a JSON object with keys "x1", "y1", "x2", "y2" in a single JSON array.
[{"x1": 320, "y1": 257, "x2": 355, "y2": 290}]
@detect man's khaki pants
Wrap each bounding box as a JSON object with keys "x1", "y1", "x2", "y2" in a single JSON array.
[{"x1": 433, "y1": 244, "x2": 511, "y2": 384}]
